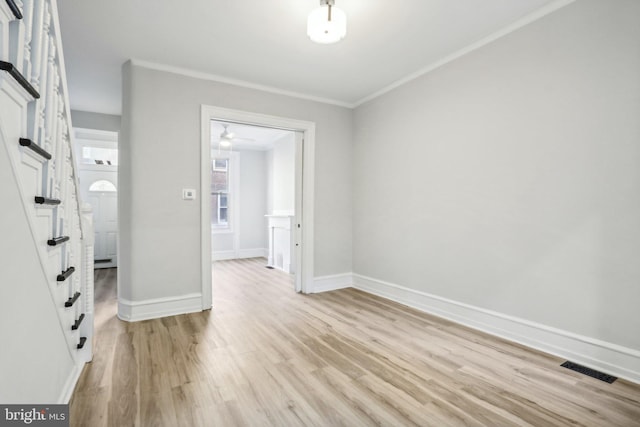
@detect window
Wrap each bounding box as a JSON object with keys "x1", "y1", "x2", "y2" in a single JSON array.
[
  {"x1": 211, "y1": 158, "x2": 230, "y2": 228},
  {"x1": 213, "y1": 159, "x2": 228, "y2": 171},
  {"x1": 89, "y1": 180, "x2": 117, "y2": 192},
  {"x1": 81, "y1": 146, "x2": 118, "y2": 166}
]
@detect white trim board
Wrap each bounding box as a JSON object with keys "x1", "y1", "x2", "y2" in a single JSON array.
[
  {"x1": 312, "y1": 273, "x2": 353, "y2": 293},
  {"x1": 117, "y1": 293, "x2": 202, "y2": 322},
  {"x1": 213, "y1": 248, "x2": 268, "y2": 261},
  {"x1": 352, "y1": 274, "x2": 640, "y2": 384},
  {"x1": 58, "y1": 362, "x2": 85, "y2": 404},
  {"x1": 238, "y1": 248, "x2": 268, "y2": 259}
]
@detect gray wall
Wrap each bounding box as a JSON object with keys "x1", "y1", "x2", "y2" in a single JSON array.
[
  {"x1": 267, "y1": 133, "x2": 295, "y2": 215},
  {"x1": 238, "y1": 150, "x2": 268, "y2": 251},
  {"x1": 120, "y1": 63, "x2": 353, "y2": 302},
  {"x1": 353, "y1": 0, "x2": 640, "y2": 350},
  {"x1": 71, "y1": 109, "x2": 121, "y2": 132}
]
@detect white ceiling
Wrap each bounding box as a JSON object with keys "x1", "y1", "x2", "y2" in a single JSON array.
[
  {"x1": 210, "y1": 121, "x2": 291, "y2": 151},
  {"x1": 57, "y1": 0, "x2": 564, "y2": 115}
]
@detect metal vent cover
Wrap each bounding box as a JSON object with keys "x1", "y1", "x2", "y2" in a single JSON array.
[{"x1": 561, "y1": 361, "x2": 617, "y2": 384}]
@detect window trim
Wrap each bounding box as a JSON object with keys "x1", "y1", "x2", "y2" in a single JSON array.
[
  {"x1": 211, "y1": 193, "x2": 229, "y2": 229},
  {"x1": 211, "y1": 152, "x2": 238, "y2": 234},
  {"x1": 88, "y1": 179, "x2": 117, "y2": 192},
  {"x1": 73, "y1": 128, "x2": 119, "y2": 172},
  {"x1": 213, "y1": 158, "x2": 228, "y2": 172}
]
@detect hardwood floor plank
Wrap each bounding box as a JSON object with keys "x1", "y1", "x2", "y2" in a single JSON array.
[
  {"x1": 273, "y1": 362, "x2": 370, "y2": 427},
  {"x1": 70, "y1": 260, "x2": 640, "y2": 426},
  {"x1": 311, "y1": 366, "x2": 409, "y2": 426},
  {"x1": 107, "y1": 331, "x2": 138, "y2": 427}
]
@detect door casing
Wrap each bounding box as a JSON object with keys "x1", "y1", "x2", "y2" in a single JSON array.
[{"x1": 200, "y1": 106, "x2": 315, "y2": 309}]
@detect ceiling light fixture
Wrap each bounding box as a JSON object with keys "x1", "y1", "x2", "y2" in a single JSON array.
[{"x1": 307, "y1": 0, "x2": 346, "y2": 44}]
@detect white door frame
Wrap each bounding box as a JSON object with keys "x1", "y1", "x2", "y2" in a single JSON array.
[
  {"x1": 73, "y1": 127, "x2": 120, "y2": 269},
  {"x1": 200, "y1": 105, "x2": 315, "y2": 310}
]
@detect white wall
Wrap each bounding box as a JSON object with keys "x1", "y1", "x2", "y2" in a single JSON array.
[
  {"x1": 353, "y1": 0, "x2": 640, "y2": 353},
  {"x1": 119, "y1": 63, "x2": 353, "y2": 304},
  {"x1": 267, "y1": 133, "x2": 295, "y2": 214}
]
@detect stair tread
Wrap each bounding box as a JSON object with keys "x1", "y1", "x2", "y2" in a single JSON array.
[
  {"x1": 35, "y1": 196, "x2": 61, "y2": 205},
  {"x1": 48, "y1": 236, "x2": 70, "y2": 246},
  {"x1": 64, "y1": 292, "x2": 81, "y2": 308},
  {"x1": 0, "y1": 61, "x2": 39, "y2": 99},
  {"x1": 77, "y1": 336, "x2": 87, "y2": 350},
  {"x1": 5, "y1": 0, "x2": 23, "y2": 19},
  {"x1": 18, "y1": 137, "x2": 50, "y2": 160},
  {"x1": 57, "y1": 266, "x2": 76, "y2": 282},
  {"x1": 72, "y1": 313, "x2": 85, "y2": 330}
]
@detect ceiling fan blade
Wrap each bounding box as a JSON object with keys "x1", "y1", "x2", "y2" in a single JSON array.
[{"x1": 233, "y1": 137, "x2": 255, "y2": 142}]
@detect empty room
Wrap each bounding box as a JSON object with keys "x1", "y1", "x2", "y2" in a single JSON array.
[{"x1": 1, "y1": 0, "x2": 639, "y2": 426}]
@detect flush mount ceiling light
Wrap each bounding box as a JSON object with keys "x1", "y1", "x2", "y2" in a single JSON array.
[{"x1": 307, "y1": 0, "x2": 347, "y2": 44}]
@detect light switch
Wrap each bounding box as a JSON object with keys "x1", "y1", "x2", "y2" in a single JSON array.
[{"x1": 182, "y1": 189, "x2": 196, "y2": 200}]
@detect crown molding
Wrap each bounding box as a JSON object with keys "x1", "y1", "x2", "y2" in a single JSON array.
[
  {"x1": 105, "y1": 0, "x2": 576, "y2": 115},
  {"x1": 130, "y1": 59, "x2": 354, "y2": 109},
  {"x1": 353, "y1": 0, "x2": 577, "y2": 107}
]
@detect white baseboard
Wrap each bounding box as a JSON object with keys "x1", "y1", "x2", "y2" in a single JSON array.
[
  {"x1": 353, "y1": 274, "x2": 640, "y2": 384},
  {"x1": 213, "y1": 248, "x2": 267, "y2": 261},
  {"x1": 212, "y1": 250, "x2": 236, "y2": 261},
  {"x1": 313, "y1": 273, "x2": 353, "y2": 293},
  {"x1": 58, "y1": 362, "x2": 84, "y2": 404},
  {"x1": 117, "y1": 293, "x2": 202, "y2": 322},
  {"x1": 238, "y1": 248, "x2": 268, "y2": 259}
]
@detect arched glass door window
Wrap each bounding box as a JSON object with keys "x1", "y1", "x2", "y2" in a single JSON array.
[{"x1": 89, "y1": 180, "x2": 117, "y2": 192}]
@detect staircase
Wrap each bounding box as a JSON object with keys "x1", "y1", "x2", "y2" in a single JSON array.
[{"x1": 1, "y1": 0, "x2": 94, "y2": 403}]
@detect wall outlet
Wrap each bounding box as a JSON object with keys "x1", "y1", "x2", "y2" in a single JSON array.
[{"x1": 182, "y1": 189, "x2": 196, "y2": 200}]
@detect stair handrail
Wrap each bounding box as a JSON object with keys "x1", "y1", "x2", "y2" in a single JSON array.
[{"x1": 49, "y1": 0, "x2": 84, "y2": 240}]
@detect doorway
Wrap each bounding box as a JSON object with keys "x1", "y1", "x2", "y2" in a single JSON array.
[
  {"x1": 200, "y1": 106, "x2": 315, "y2": 310},
  {"x1": 86, "y1": 180, "x2": 117, "y2": 268},
  {"x1": 74, "y1": 128, "x2": 119, "y2": 269},
  {"x1": 210, "y1": 120, "x2": 297, "y2": 268}
]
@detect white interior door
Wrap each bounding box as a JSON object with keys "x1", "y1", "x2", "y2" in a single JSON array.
[
  {"x1": 78, "y1": 172, "x2": 118, "y2": 269},
  {"x1": 88, "y1": 189, "x2": 118, "y2": 268}
]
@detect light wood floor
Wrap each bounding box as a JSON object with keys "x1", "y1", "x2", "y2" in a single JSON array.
[{"x1": 70, "y1": 258, "x2": 640, "y2": 426}]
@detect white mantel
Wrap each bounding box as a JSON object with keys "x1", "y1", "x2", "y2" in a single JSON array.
[{"x1": 266, "y1": 214, "x2": 294, "y2": 273}]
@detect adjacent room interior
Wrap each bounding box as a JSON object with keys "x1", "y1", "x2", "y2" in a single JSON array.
[{"x1": 210, "y1": 120, "x2": 300, "y2": 295}]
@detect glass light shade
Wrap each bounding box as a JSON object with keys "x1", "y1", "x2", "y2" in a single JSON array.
[
  {"x1": 307, "y1": 5, "x2": 346, "y2": 44},
  {"x1": 219, "y1": 139, "x2": 231, "y2": 147}
]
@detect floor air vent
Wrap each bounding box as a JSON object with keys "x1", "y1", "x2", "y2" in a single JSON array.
[{"x1": 561, "y1": 361, "x2": 617, "y2": 383}]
